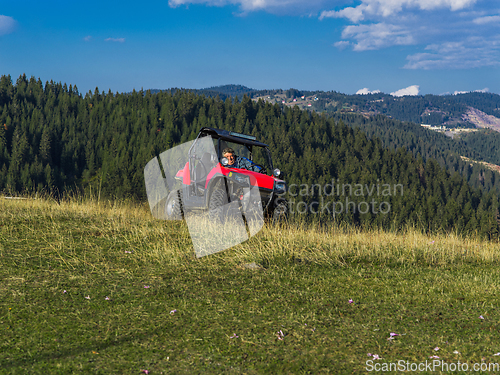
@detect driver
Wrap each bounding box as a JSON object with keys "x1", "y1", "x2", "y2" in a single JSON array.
[{"x1": 222, "y1": 148, "x2": 262, "y2": 172}]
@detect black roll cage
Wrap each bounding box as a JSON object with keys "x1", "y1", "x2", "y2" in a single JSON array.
[{"x1": 191, "y1": 127, "x2": 274, "y2": 171}]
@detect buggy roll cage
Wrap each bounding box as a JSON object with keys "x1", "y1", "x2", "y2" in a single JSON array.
[{"x1": 189, "y1": 127, "x2": 274, "y2": 171}]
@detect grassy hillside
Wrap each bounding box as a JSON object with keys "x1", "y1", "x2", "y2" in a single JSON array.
[{"x1": 2, "y1": 196, "x2": 500, "y2": 373}]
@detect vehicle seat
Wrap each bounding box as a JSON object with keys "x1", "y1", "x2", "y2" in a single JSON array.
[{"x1": 194, "y1": 152, "x2": 213, "y2": 193}]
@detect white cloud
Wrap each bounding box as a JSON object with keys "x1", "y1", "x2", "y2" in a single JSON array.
[
  {"x1": 356, "y1": 88, "x2": 381, "y2": 94},
  {"x1": 320, "y1": 0, "x2": 499, "y2": 69},
  {"x1": 404, "y1": 36, "x2": 500, "y2": 69},
  {"x1": 391, "y1": 85, "x2": 420, "y2": 96},
  {"x1": 333, "y1": 40, "x2": 350, "y2": 50},
  {"x1": 105, "y1": 37, "x2": 126, "y2": 43},
  {"x1": 170, "y1": 0, "x2": 478, "y2": 14},
  {"x1": 0, "y1": 15, "x2": 17, "y2": 36},
  {"x1": 169, "y1": 0, "x2": 259, "y2": 11},
  {"x1": 320, "y1": 5, "x2": 367, "y2": 22},
  {"x1": 453, "y1": 87, "x2": 489, "y2": 95},
  {"x1": 320, "y1": 0, "x2": 478, "y2": 22},
  {"x1": 473, "y1": 15, "x2": 500, "y2": 24},
  {"x1": 168, "y1": 0, "x2": 499, "y2": 70},
  {"x1": 84, "y1": 35, "x2": 92, "y2": 42},
  {"x1": 341, "y1": 23, "x2": 415, "y2": 51},
  {"x1": 168, "y1": 0, "x2": 333, "y2": 15}
]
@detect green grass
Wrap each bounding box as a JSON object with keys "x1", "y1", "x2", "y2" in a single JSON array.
[{"x1": 2, "y1": 196, "x2": 500, "y2": 374}]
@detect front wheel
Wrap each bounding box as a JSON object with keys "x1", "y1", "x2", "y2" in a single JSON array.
[
  {"x1": 165, "y1": 190, "x2": 183, "y2": 220},
  {"x1": 208, "y1": 186, "x2": 229, "y2": 222},
  {"x1": 271, "y1": 200, "x2": 289, "y2": 224}
]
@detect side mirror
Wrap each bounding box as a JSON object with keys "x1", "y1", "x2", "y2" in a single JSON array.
[
  {"x1": 221, "y1": 157, "x2": 229, "y2": 166},
  {"x1": 273, "y1": 168, "x2": 281, "y2": 178}
]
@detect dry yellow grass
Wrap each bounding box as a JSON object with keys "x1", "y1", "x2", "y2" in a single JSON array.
[{"x1": 2, "y1": 194, "x2": 499, "y2": 269}]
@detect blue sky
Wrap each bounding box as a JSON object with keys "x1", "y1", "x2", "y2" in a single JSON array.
[{"x1": 1, "y1": 0, "x2": 499, "y2": 96}]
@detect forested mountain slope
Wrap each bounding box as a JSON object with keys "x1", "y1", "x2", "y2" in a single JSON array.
[
  {"x1": 460, "y1": 129, "x2": 500, "y2": 166},
  {"x1": 328, "y1": 112, "x2": 500, "y2": 194},
  {"x1": 0, "y1": 74, "x2": 499, "y2": 238}
]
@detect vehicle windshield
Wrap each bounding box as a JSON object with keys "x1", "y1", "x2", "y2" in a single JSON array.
[{"x1": 220, "y1": 140, "x2": 273, "y2": 175}]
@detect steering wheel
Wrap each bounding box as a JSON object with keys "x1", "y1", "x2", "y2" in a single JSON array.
[{"x1": 253, "y1": 164, "x2": 267, "y2": 174}]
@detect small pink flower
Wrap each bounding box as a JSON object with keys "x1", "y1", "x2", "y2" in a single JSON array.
[
  {"x1": 141, "y1": 370, "x2": 149, "y2": 374},
  {"x1": 430, "y1": 241, "x2": 435, "y2": 244},
  {"x1": 230, "y1": 333, "x2": 238, "y2": 338},
  {"x1": 125, "y1": 251, "x2": 132, "y2": 254},
  {"x1": 430, "y1": 355, "x2": 440, "y2": 359},
  {"x1": 105, "y1": 296, "x2": 110, "y2": 300},
  {"x1": 63, "y1": 290, "x2": 67, "y2": 294},
  {"x1": 348, "y1": 299, "x2": 354, "y2": 304},
  {"x1": 434, "y1": 347, "x2": 439, "y2": 351},
  {"x1": 85, "y1": 295, "x2": 90, "y2": 300},
  {"x1": 170, "y1": 309, "x2": 177, "y2": 315},
  {"x1": 277, "y1": 330, "x2": 285, "y2": 340},
  {"x1": 144, "y1": 285, "x2": 150, "y2": 289},
  {"x1": 367, "y1": 353, "x2": 372, "y2": 357},
  {"x1": 479, "y1": 315, "x2": 484, "y2": 319},
  {"x1": 388, "y1": 332, "x2": 402, "y2": 340},
  {"x1": 372, "y1": 354, "x2": 381, "y2": 360},
  {"x1": 493, "y1": 352, "x2": 500, "y2": 356}
]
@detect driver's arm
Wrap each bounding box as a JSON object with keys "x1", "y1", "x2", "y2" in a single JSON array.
[{"x1": 238, "y1": 157, "x2": 261, "y2": 172}]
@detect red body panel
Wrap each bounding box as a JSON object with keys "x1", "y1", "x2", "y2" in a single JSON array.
[
  {"x1": 204, "y1": 164, "x2": 281, "y2": 190},
  {"x1": 176, "y1": 162, "x2": 283, "y2": 191},
  {"x1": 175, "y1": 162, "x2": 191, "y2": 185}
]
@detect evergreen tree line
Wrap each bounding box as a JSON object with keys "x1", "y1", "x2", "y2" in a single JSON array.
[
  {"x1": 0, "y1": 74, "x2": 499, "y2": 238},
  {"x1": 460, "y1": 129, "x2": 500, "y2": 166}
]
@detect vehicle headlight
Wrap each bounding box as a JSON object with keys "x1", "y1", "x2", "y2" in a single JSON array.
[
  {"x1": 234, "y1": 174, "x2": 250, "y2": 185},
  {"x1": 274, "y1": 181, "x2": 286, "y2": 194}
]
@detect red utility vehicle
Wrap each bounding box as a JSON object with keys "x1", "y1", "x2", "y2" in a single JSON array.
[{"x1": 165, "y1": 127, "x2": 288, "y2": 223}]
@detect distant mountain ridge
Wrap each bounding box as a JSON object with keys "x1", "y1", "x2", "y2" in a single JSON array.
[
  {"x1": 201, "y1": 84, "x2": 255, "y2": 97},
  {"x1": 192, "y1": 86, "x2": 500, "y2": 129},
  {"x1": 149, "y1": 85, "x2": 500, "y2": 129},
  {"x1": 148, "y1": 85, "x2": 256, "y2": 102}
]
